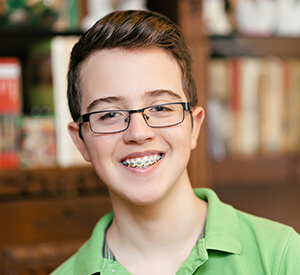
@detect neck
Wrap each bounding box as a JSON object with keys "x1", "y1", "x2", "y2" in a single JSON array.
[{"x1": 106, "y1": 171, "x2": 207, "y2": 257}]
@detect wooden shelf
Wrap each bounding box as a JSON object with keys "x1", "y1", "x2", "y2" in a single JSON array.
[
  {"x1": 0, "y1": 27, "x2": 82, "y2": 37},
  {"x1": 209, "y1": 34, "x2": 300, "y2": 57},
  {"x1": 212, "y1": 156, "x2": 298, "y2": 186},
  {"x1": 0, "y1": 165, "x2": 107, "y2": 201},
  {"x1": 208, "y1": 34, "x2": 300, "y2": 188},
  {"x1": 2, "y1": 240, "x2": 84, "y2": 274},
  {"x1": 0, "y1": 28, "x2": 82, "y2": 56}
]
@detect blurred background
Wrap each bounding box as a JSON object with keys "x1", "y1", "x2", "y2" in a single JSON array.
[{"x1": 0, "y1": 0, "x2": 299, "y2": 273}]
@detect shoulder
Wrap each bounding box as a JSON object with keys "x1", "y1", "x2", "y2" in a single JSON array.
[
  {"x1": 195, "y1": 188, "x2": 300, "y2": 274},
  {"x1": 236, "y1": 209, "x2": 300, "y2": 273},
  {"x1": 195, "y1": 187, "x2": 298, "y2": 244},
  {"x1": 236, "y1": 210, "x2": 300, "y2": 260},
  {"x1": 235, "y1": 208, "x2": 297, "y2": 247},
  {"x1": 236, "y1": 208, "x2": 293, "y2": 237},
  {"x1": 50, "y1": 212, "x2": 114, "y2": 275}
]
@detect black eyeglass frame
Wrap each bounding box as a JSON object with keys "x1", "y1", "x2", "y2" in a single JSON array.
[{"x1": 77, "y1": 102, "x2": 191, "y2": 140}]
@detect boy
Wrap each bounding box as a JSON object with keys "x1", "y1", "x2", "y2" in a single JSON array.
[{"x1": 52, "y1": 10, "x2": 300, "y2": 275}]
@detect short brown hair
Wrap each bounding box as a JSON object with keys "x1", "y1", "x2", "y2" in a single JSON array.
[{"x1": 68, "y1": 10, "x2": 197, "y2": 122}]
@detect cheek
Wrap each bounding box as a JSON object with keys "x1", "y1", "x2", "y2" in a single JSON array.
[
  {"x1": 162, "y1": 125, "x2": 193, "y2": 156},
  {"x1": 84, "y1": 136, "x2": 119, "y2": 185},
  {"x1": 84, "y1": 135, "x2": 116, "y2": 165}
]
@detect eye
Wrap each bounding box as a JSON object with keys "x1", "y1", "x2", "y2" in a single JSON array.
[
  {"x1": 151, "y1": 105, "x2": 172, "y2": 112},
  {"x1": 99, "y1": 111, "x2": 122, "y2": 120}
]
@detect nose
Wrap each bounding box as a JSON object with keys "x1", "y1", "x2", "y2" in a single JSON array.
[{"x1": 123, "y1": 112, "x2": 155, "y2": 144}]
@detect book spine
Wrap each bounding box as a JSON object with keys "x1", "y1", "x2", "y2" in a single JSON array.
[
  {"x1": 287, "y1": 60, "x2": 300, "y2": 153},
  {"x1": 239, "y1": 57, "x2": 261, "y2": 156},
  {"x1": 262, "y1": 58, "x2": 283, "y2": 155},
  {"x1": 230, "y1": 58, "x2": 242, "y2": 156},
  {"x1": 208, "y1": 56, "x2": 300, "y2": 159},
  {"x1": 0, "y1": 58, "x2": 21, "y2": 170},
  {"x1": 51, "y1": 36, "x2": 86, "y2": 167}
]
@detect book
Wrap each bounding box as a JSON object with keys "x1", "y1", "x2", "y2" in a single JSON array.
[
  {"x1": 50, "y1": 0, "x2": 80, "y2": 31},
  {"x1": 24, "y1": 39, "x2": 54, "y2": 116},
  {"x1": 82, "y1": 0, "x2": 147, "y2": 30},
  {"x1": 237, "y1": 57, "x2": 261, "y2": 157},
  {"x1": 203, "y1": 0, "x2": 232, "y2": 35},
  {"x1": 260, "y1": 58, "x2": 284, "y2": 155},
  {"x1": 1, "y1": 0, "x2": 80, "y2": 31},
  {"x1": 277, "y1": 0, "x2": 300, "y2": 36},
  {"x1": 281, "y1": 60, "x2": 300, "y2": 153},
  {"x1": 229, "y1": 58, "x2": 242, "y2": 156},
  {"x1": 207, "y1": 58, "x2": 232, "y2": 160},
  {"x1": 20, "y1": 115, "x2": 56, "y2": 168},
  {"x1": 235, "y1": 0, "x2": 276, "y2": 35},
  {"x1": 50, "y1": 36, "x2": 87, "y2": 167},
  {"x1": 207, "y1": 56, "x2": 300, "y2": 160},
  {"x1": 0, "y1": 58, "x2": 21, "y2": 170}
]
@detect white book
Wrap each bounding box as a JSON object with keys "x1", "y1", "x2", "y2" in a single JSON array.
[
  {"x1": 236, "y1": 58, "x2": 261, "y2": 156},
  {"x1": 277, "y1": 0, "x2": 300, "y2": 36},
  {"x1": 260, "y1": 58, "x2": 284, "y2": 154},
  {"x1": 203, "y1": 0, "x2": 232, "y2": 35},
  {"x1": 207, "y1": 98, "x2": 226, "y2": 161},
  {"x1": 236, "y1": 0, "x2": 276, "y2": 35},
  {"x1": 208, "y1": 59, "x2": 233, "y2": 160},
  {"x1": 51, "y1": 36, "x2": 87, "y2": 167},
  {"x1": 286, "y1": 60, "x2": 300, "y2": 152}
]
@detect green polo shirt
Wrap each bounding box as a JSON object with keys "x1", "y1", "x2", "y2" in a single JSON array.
[{"x1": 51, "y1": 188, "x2": 300, "y2": 274}]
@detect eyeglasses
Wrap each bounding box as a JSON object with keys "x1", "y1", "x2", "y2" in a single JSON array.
[{"x1": 77, "y1": 102, "x2": 191, "y2": 138}]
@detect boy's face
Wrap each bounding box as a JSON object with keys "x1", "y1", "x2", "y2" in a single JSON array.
[{"x1": 68, "y1": 48, "x2": 204, "y2": 206}]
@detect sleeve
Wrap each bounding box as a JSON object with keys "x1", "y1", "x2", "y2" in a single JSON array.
[{"x1": 276, "y1": 228, "x2": 300, "y2": 275}]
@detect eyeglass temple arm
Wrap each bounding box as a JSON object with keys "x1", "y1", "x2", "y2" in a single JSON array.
[{"x1": 77, "y1": 116, "x2": 85, "y2": 140}]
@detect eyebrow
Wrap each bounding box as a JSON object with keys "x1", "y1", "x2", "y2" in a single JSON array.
[
  {"x1": 86, "y1": 96, "x2": 124, "y2": 112},
  {"x1": 86, "y1": 89, "x2": 182, "y2": 113},
  {"x1": 144, "y1": 89, "x2": 183, "y2": 100}
]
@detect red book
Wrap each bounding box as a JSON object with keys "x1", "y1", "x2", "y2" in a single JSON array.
[
  {"x1": 230, "y1": 58, "x2": 241, "y2": 116},
  {"x1": 0, "y1": 58, "x2": 21, "y2": 170}
]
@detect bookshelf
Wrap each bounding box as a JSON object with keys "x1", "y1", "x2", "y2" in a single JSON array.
[
  {"x1": 0, "y1": 2, "x2": 104, "y2": 273},
  {"x1": 207, "y1": 34, "x2": 300, "y2": 232},
  {"x1": 1, "y1": 0, "x2": 298, "y2": 272},
  {"x1": 207, "y1": 34, "x2": 300, "y2": 187},
  {"x1": 6, "y1": 0, "x2": 299, "y2": 190},
  {"x1": 0, "y1": 1, "x2": 209, "y2": 273},
  {"x1": 178, "y1": 0, "x2": 211, "y2": 188}
]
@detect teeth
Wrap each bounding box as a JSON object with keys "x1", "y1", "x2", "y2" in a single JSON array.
[{"x1": 122, "y1": 154, "x2": 162, "y2": 169}]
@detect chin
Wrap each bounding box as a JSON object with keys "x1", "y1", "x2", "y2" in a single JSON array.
[
  {"x1": 116, "y1": 185, "x2": 169, "y2": 207},
  {"x1": 130, "y1": 195, "x2": 162, "y2": 206},
  {"x1": 130, "y1": 184, "x2": 176, "y2": 206}
]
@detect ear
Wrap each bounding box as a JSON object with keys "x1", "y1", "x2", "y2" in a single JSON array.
[
  {"x1": 68, "y1": 122, "x2": 91, "y2": 162},
  {"x1": 190, "y1": 106, "x2": 205, "y2": 150}
]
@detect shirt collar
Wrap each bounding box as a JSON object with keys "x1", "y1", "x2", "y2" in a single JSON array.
[
  {"x1": 194, "y1": 188, "x2": 242, "y2": 255},
  {"x1": 73, "y1": 212, "x2": 114, "y2": 274},
  {"x1": 73, "y1": 188, "x2": 242, "y2": 274}
]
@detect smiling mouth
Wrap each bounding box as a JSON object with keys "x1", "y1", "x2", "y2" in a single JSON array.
[{"x1": 122, "y1": 154, "x2": 163, "y2": 169}]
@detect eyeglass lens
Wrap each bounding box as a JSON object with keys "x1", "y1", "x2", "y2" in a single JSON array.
[{"x1": 89, "y1": 103, "x2": 186, "y2": 134}]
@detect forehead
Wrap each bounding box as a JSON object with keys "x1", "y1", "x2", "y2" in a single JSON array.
[{"x1": 79, "y1": 48, "x2": 186, "y2": 111}]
